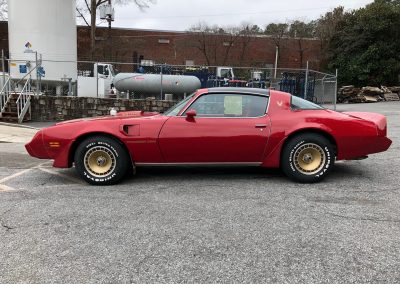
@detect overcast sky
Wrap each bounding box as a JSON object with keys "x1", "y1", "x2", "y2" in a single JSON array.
[{"x1": 107, "y1": 0, "x2": 373, "y2": 31}]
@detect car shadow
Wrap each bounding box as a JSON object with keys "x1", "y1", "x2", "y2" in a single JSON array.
[{"x1": 131, "y1": 166, "x2": 286, "y2": 183}]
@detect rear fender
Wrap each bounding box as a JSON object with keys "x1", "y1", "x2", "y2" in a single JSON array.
[{"x1": 261, "y1": 126, "x2": 336, "y2": 168}]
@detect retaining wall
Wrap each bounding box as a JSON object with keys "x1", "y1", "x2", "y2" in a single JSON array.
[{"x1": 31, "y1": 96, "x2": 176, "y2": 121}]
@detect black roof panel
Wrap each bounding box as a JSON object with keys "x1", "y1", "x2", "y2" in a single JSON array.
[{"x1": 206, "y1": 87, "x2": 270, "y2": 96}]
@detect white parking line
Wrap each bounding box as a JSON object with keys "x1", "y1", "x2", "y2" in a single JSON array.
[
  {"x1": 38, "y1": 166, "x2": 86, "y2": 185},
  {"x1": 0, "y1": 161, "x2": 53, "y2": 192},
  {"x1": 0, "y1": 168, "x2": 33, "y2": 184},
  {"x1": 0, "y1": 184, "x2": 16, "y2": 192},
  {"x1": 0, "y1": 161, "x2": 84, "y2": 191}
]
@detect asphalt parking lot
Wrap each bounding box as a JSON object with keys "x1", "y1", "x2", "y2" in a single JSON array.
[{"x1": 1, "y1": 102, "x2": 399, "y2": 283}]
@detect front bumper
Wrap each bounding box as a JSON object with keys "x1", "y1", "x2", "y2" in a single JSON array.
[{"x1": 25, "y1": 130, "x2": 49, "y2": 159}]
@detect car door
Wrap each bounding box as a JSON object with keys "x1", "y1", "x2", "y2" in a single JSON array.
[{"x1": 158, "y1": 92, "x2": 271, "y2": 163}]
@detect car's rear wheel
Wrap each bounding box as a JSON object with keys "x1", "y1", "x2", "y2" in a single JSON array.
[
  {"x1": 281, "y1": 133, "x2": 334, "y2": 183},
  {"x1": 74, "y1": 136, "x2": 129, "y2": 185}
]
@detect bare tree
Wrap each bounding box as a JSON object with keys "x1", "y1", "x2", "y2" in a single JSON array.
[
  {"x1": 188, "y1": 23, "x2": 223, "y2": 66},
  {"x1": 288, "y1": 20, "x2": 316, "y2": 68},
  {"x1": 315, "y1": 6, "x2": 345, "y2": 50},
  {"x1": 235, "y1": 25, "x2": 257, "y2": 66},
  {"x1": 188, "y1": 23, "x2": 257, "y2": 66},
  {"x1": 76, "y1": 0, "x2": 156, "y2": 59},
  {"x1": 264, "y1": 23, "x2": 289, "y2": 67}
]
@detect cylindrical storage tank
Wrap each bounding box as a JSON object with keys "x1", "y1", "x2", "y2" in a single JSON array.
[
  {"x1": 113, "y1": 73, "x2": 202, "y2": 95},
  {"x1": 8, "y1": 0, "x2": 77, "y2": 83}
]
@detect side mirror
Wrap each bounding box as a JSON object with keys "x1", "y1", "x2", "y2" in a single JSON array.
[{"x1": 185, "y1": 109, "x2": 197, "y2": 118}]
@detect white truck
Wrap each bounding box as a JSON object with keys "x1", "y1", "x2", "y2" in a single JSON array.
[{"x1": 77, "y1": 63, "x2": 115, "y2": 98}]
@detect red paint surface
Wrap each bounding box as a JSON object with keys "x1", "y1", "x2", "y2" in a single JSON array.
[{"x1": 25, "y1": 89, "x2": 392, "y2": 169}]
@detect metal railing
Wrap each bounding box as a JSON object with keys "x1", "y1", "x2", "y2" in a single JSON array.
[
  {"x1": 16, "y1": 78, "x2": 32, "y2": 123},
  {"x1": 0, "y1": 77, "x2": 11, "y2": 117}
]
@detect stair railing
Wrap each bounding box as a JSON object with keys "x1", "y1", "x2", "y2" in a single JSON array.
[
  {"x1": 16, "y1": 78, "x2": 32, "y2": 123},
  {"x1": 0, "y1": 77, "x2": 12, "y2": 117}
]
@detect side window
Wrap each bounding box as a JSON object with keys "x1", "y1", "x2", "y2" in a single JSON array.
[{"x1": 184, "y1": 93, "x2": 268, "y2": 117}]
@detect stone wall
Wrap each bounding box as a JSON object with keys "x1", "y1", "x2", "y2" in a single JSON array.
[{"x1": 31, "y1": 96, "x2": 177, "y2": 121}]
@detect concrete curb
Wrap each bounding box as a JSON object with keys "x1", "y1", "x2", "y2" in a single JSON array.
[{"x1": 0, "y1": 122, "x2": 40, "y2": 130}]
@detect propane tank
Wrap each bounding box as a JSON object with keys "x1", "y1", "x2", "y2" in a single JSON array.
[{"x1": 113, "y1": 73, "x2": 201, "y2": 95}]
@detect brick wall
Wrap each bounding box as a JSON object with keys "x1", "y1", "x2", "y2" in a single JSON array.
[
  {"x1": 31, "y1": 96, "x2": 176, "y2": 121},
  {"x1": 0, "y1": 21, "x2": 322, "y2": 71},
  {"x1": 81, "y1": 26, "x2": 322, "y2": 70}
]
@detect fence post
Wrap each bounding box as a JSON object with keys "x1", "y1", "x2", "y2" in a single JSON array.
[
  {"x1": 95, "y1": 62, "x2": 99, "y2": 98},
  {"x1": 160, "y1": 65, "x2": 163, "y2": 100},
  {"x1": 274, "y1": 46, "x2": 278, "y2": 79},
  {"x1": 304, "y1": 61, "x2": 309, "y2": 99},
  {"x1": 1, "y1": 49, "x2": 5, "y2": 93},
  {"x1": 334, "y1": 69, "x2": 338, "y2": 111},
  {"x1": 35, "y1": 51, "x2": 39, "y2": 96},
  {"x1": 38, "y1": 54, "x2": 42, "y2": 94}
]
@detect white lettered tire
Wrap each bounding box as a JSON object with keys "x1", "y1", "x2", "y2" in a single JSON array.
[
  {"x1": 74, "y1": 136, "x2": 129, "y2": 185},
  {"x1": 281, "y1": 133, "x2": 334, "y2": 183}
]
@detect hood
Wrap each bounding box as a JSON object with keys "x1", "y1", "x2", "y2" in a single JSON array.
[{"x1": 55, "y1": 111, "x2": 160, "y2": 126}]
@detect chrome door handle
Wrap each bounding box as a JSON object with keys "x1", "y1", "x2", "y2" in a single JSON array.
[{"x1": 255, "y1": 124, "x2": 267, "y2": 128}]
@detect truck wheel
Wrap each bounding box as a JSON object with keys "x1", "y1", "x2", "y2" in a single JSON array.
[
  {"x1": 281, "y1": 133, "x2": 334, "y2": 183},
  {"x1": 74, "y1": 136, "x2": 129, "y2": 185}
]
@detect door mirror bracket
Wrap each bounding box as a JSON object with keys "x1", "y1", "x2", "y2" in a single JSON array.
[{"x1": 185, "y1": 109, "x2": 197, "y2": 118}]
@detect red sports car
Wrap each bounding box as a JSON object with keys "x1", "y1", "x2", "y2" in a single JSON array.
[{"x1": 26, "y1": 88, "x2": 392, "y2": 185}]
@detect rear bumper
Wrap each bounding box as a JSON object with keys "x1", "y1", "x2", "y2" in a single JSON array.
[
  {"x1": 339, "y1": 136, "x2": 392, "y2": 160},
  {"x1": 374, "y1": 136, "x2": 392, "y2": 154}
]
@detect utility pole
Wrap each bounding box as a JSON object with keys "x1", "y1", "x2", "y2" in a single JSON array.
[
  {"x1": 108, "y1": 0, "x2": 112, "y2": 61},
  {"x1": 100, "y1": 1, "x2": 115, "y2": 61}
]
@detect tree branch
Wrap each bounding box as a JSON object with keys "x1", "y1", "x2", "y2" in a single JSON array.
[
  {"x1": 84, "y1": 0, "x2": 91, "y2": 13},
  {"x1": 76, "y1": 7, "x2": 90, "y2": 26},
  {"x1": 97, "y1": 0, "x2": 109, "y2": 7}
]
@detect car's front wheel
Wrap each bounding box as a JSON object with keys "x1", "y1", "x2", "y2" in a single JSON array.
[
  {"x1": 74, "y1": 135, "x2": 129, "y2": 185},
  {"x1": 281, "y1": 133, "x2": 334, "y2": 183}
]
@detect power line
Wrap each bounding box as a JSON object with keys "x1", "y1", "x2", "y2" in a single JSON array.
[{"x1": 115, "y1": 6, "x2": 336, "y2": 20}]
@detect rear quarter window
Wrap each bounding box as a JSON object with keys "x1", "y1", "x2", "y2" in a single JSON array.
[{"x1": 291, "y1": 96, "x2": 324, "y2": 110}]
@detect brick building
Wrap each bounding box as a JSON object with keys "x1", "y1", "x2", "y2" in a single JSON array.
[{"x1": 1, "y1": 21, "x2": 322, "y2": 72}]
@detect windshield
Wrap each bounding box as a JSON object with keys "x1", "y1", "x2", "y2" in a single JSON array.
[{"x1": 163, "y1": 93, "x2": 195, "y2": 116}]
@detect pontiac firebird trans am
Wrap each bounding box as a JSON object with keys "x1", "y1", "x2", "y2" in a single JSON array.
[{"x1": 26, "y1": 88, "x2": 392, "y2": 185}]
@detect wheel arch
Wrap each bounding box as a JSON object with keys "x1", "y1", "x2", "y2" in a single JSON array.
[
  {"x1": 282, "y1": 128, "x2": 338, "y2": 159},
  {"x1": 68, "y1": 132, "x2": 134, "y2": 169}
]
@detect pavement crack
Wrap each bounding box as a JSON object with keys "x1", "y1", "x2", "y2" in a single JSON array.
[
  {"x1": 1, "y1": 222, "x2": 15, "y2": 231},
  {"x1": 326, "y1": 212, "x2": 400, "y2": 223},
  {"x1": 0, "y1": 208, "x2": 16, "y2": 232}
]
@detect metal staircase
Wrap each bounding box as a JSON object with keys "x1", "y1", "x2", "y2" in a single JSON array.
[{"x1": 0, "y1": 77, "x2": 33, "y2": 123}]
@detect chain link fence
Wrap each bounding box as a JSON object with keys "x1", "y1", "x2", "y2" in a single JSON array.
[
  {"x1": 105, "y1": 62, "x2": 338, "y2": 108},
  {"x1": 4, "y1": 57, "x2": 338, "y2": 109}
]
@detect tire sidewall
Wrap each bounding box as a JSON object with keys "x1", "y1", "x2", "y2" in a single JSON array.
[
  {"x1": 283, "y1": 134, "x2": 334, "y2": 183},
  {"x1": 75, "y1": 137, "x2": 128, "y2": 185}
]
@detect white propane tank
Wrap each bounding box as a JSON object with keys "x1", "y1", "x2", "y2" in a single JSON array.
[
  {"x1": 113, "y1": 73, "x2": 201, "y2": 95},
  {"x1": 7, "y1": 0, "x2": 77, "y2": 83}
]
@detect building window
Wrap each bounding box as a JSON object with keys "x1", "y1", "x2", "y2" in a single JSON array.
[
  {"x1": 158, "y1": 39, "x2": 170, "y2": 44},
  {"x1": 185, "y1": 60, "x2": 194, "y2": 67},
  {"x1": 223, "y1": 42, "x2": 234, "y2": 47}
]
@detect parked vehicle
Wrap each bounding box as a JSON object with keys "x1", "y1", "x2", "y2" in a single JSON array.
[{"x1": 25, "y1": 87, "x2": 392, "y2": 185}]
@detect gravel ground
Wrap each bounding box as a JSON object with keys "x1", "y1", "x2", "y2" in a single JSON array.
[{"x1": 0, "y1": 102, "x2": 399, "y2": 283}]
